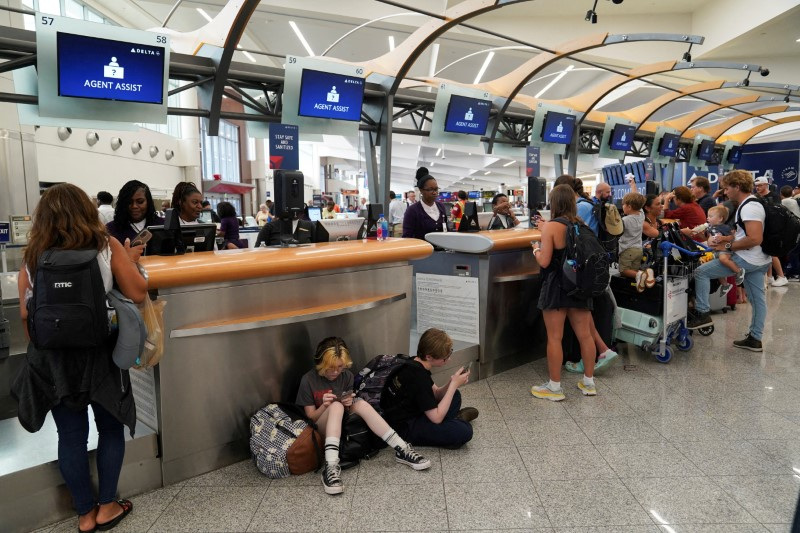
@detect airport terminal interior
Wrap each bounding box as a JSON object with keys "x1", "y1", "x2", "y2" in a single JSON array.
[{"x1": 1, "y1": 0, "x2": 800, "y2": 531}]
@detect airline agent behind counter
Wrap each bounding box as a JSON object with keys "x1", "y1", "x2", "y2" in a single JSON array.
[{"x1": 402, "y1": 174, "x2": 448, "y2": 239}]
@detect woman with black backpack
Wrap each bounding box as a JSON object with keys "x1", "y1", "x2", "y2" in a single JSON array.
[
  {"x1": 12, "y1": 183, "x2": 148, "y2": 532},
  {"x1": 530, "y1": 184, "x2": 597, "y2": 402}
]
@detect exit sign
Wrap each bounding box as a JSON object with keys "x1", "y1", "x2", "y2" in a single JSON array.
[{"x1": 0, "y1": 222, "x2": 9, "y2": 243}]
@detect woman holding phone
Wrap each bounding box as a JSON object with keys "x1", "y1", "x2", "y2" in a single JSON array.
[{"x1": 106, "y1": 180, "x2": 164, "y2": 247}]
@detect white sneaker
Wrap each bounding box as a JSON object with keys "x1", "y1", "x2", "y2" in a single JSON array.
[{"x1": 772, "y1": 276, "x2": 789, "y2": 287}]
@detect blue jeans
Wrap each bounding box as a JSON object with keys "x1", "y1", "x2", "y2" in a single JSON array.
[
  {"x1": 695, "y1": 254, "x2": 770, "y2": 340},
  {"x1": 51, "y1": 401, "x2": 125, "y2": 515},
  {"x1": 397, "y1": 390, "x2": 473, "y2": 448}
]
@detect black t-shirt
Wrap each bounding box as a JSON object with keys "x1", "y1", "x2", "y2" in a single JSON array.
[{"x1": 380, "y1": 360, "x2": 437, "y2": 425}]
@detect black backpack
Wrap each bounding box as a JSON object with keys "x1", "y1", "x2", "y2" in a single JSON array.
[
  {"x1": 27, "y1": 249, "x2": 109, "y2": 350},
  {"x1": 579, "y1": 198, "x2": 621, "y2": 259},
  {"x1": 554, "y1": 218, "x2": 610, "y2": 299},
  {"x1": 736, "y1": 196, "x2": 800, "y2": 257},
  {"x1": 354, "y1": 354, "x2": 415, "y2": 414}
]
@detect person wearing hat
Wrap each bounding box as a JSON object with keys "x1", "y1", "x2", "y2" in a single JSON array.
[
  {"x1": 754, "y1": 176, "x2": 789, "y2": 286},
  {"x1": 402, "y1": 173, "x2": 448, "y2": 239}
]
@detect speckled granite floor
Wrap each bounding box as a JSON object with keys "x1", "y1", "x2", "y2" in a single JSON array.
[{"x1": 37, "y1": 283, "x2": 800, "y2": 532}]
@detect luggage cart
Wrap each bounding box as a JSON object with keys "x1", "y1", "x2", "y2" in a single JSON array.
[{"x1": 614, "y1": 241, "x2": 707, "y2": 363}]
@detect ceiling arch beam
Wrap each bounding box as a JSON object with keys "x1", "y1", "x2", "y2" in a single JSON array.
[
  {"x1": 684, "y1": 105, "x2": 800, "y2": 139},
  {"x1": 718, "y1": 115, "x2": 800, "y2": 145},
  {"x1": 641, "y1": 95, "x2": 761, "y2": 135}
]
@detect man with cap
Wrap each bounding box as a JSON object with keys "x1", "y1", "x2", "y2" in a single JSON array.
[{"x1": 754, "y1": 176, "x2": 789, "y2": 287}]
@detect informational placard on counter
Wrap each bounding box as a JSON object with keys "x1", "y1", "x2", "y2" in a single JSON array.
[
  {"x1": 129, "y1": 366, "x2": 158, "y2": 432},
  {"x1": 416, "y1": 273, "x2": 480, "y2": 344}
]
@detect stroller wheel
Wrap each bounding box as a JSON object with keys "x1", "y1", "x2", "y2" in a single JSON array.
[
  {"x1": 655, "y1": 346, "x2": 673, "y2": 363},
  {"x1": 697, "y1": 325, "x2": 715, "y2": 336}
]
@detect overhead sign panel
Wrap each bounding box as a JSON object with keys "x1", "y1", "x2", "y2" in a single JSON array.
[
  {"x1": 36, "y1": 14, "x2": 169, "y2": 124},
  {"x1": 298, "y1": 69, "x2": 365, "y2": 122},
  {"x1": 609, "y1": 124, "x2": 636, "y2": 152},
  {"x1": 443, "y1": 95, "x2": 492, "y2": 136},
  {"x1": 659, "y1": 133, "x2": 680, "y2": 157}
]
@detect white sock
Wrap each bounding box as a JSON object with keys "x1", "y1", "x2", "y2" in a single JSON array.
[
  {"x1": 324, "y1": 437, "x2": 340, "y2": 465},
  {"x1": 583, "y1": 375, "x2": 595, "y2": 386},
  {"x1": 381, "y1": 429, "x2": 406, "y2": 450},
  {"x1": 548, "y1": 380, "x2": 561, "y2": 391}
]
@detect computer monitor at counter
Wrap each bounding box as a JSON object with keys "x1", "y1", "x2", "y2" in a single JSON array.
[
  {"x1": 314, "y1": 217, "x2": 365, "y2": 242},
  {"x1": 146, "y1": 224, "x2": 217, "y2": 255}
]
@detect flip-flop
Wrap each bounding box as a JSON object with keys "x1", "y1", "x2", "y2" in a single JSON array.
[
  {"x1": 594, "y1": 351, "x2": 619, "y2": 372},
  {"x1": 645, "y1": 268, "x2": 656, "y2": 289},
  {"x1": 96, "y1": 500, "x2": 132, "y2": 531}
]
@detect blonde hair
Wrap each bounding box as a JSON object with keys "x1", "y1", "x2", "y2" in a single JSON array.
[
  {"x1": 417, "y1": 328, "x2": 453, "y2": 361},
  {"x1": 622, "y1": 192, "x2": 646, "y2": 211},
  {"x1": 721, "y1": 169, "x2": 754, "y2": 193},
  {"x1": 708, "y1": 205, "x2": 729, "y2": 221},
  {"x1": 314, "y1": 337, "x2": 353, "y2": 375}
]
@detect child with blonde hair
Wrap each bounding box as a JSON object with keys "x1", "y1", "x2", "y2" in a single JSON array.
[{"x1": 296, "y1": 337, "x2": 430, "y2": 495}]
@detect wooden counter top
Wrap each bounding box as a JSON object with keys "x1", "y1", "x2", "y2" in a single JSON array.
[
  {"x1": 140, "y1": 238, "x2": 434, "y2": 289},
  {"x1": 479, "y1": 228, "x2": 542, "y2": 251}
]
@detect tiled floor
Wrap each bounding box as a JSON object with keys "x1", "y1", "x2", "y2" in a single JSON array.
[{"x1": 39, "y1": 284, "x2": 800, "y2": 532}]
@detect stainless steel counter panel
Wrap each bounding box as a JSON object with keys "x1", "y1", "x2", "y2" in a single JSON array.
[
  {"x1": 156, "y1": 263, "x2": 413, "y2": 484},
  {"x1": 411, "y1": 248, "x2": 546, "y2": 377}
]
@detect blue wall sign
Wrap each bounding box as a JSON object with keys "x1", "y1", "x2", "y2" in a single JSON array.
[
  {"x1": 57, "y1": 32, "x2": 165, "y2": 104},
  {"x1": 269, "y1": 123, "x2": 299, "y2": 170},
  {"x1": 443, "y1": 95, "x2": 492, "y2": 136},
  {"x1": 609, "y1": 124, "x2": 636, "y2": 152},
  {"x1": 526, "y1": 146, "x2": 540, "y2": 177},
  {"x1": 298, "y1": 69, "x2": 364, "y2": 121},
  {"x1": 0, "y1": 222, "x2": 9, "y2": 243}
]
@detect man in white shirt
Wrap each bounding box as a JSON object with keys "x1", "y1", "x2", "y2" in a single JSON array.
[
  {"x1": 97, "y1": 191, "x2": 114, "y2": 225},
  {"x1": 689, "y1": 170, "x2": 772, "y2": 352},
  {"x1": 388, "y1": 191, "x2": 407, "y2": 237},
  {"x1": 406, "y1": 190, "x2": 416, "y2": 205},
  {"x1": 780, "y1": 186, "x2": 800, "y2": 218}
]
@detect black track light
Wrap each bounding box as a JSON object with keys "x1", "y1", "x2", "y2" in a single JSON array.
[
  {"x1": 682, "y1": 51, "x2": 691, "y2": 62},
  {"x1": 760, "y1": 68, "x2": 770, "y2": 77},
  {"x1": 585, "y1": 0, "x2": 599, "y2": 23},
  {"x1": 741, "y1": 78, "x2": 749, "y2": 87},
  {"x1": 785, "y1": 95, "x2": 791, "y2": 103},
  {"x1": 611, "y1": 0, "x2": 624, "y2": 4}
]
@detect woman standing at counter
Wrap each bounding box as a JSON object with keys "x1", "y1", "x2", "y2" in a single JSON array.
[
  {"x1": 402, "y1": 174, "x2": 448, "y2": 239},
  {"x1": 530, "y1": 184, "x2": 597, "y2": 401},
  {"x1": 171, "y1": 182, "x2": 204, "y2": 225},
  {"x1": 106, "y1": 180, "x2": 164, "y2": 244},
  {"x1": 663, "y1": 186, "x2": 706, "y2": 241},
  {"x1": 12, "y1": 184, "x2": 147, "y2": 533}
]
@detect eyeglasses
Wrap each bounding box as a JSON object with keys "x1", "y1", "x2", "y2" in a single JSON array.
[
  {"x1": 421, "y1": 187, "x2": 440, "y2": 192},
  {"x1": 443, "y1": 348, "x2": 453, "y2": 361}
]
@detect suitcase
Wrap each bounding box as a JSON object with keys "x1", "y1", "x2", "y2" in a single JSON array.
[
  {"x1": 613, "y1": 307, "x2": 663, "y2": 352},
  {"x1": 709, "y1": 276, "x2": 736, "y2": 313},
  {"x1": 562, "y1": 288, "x2": 615, "y2": 364},
  {"x1": 610, "y1": 275, "x2": 663, "y2": 316}
]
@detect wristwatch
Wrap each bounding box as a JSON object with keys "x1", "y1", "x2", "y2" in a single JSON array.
[{"x1": 724, "y1": 242, "x2": 732, "y2": 250}]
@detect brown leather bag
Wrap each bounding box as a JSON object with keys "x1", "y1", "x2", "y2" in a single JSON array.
[{"x1": 286, "y1": 425, "x2": 323, "y2": 475}]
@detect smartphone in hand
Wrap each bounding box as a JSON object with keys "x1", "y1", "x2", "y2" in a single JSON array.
[{"x1": 131, "y1": 229, "x2": 152, "y2": 248}]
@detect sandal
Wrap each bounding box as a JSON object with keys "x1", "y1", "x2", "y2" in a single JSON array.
[
  {"x1": 96, "y1": 499, "x2": 133, "y2": 531},
  {"x1": 565, "y1": 360, "x2": 584, "y2": 373}
]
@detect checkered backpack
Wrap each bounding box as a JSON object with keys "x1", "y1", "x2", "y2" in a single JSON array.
[{"x1": 249, "y1": 403, "x2": 322, "y2": 479}]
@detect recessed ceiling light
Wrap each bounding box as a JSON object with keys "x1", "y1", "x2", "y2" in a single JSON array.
[
  {"x1": 484, "y1": 171, "x2": 491, "y2": 175},
  {"x1": 196, "y1": 8, "x2": 213, "y2": 22},
  {"x1": 388, "y1": 36, "x2": 395, "y2": 51},
  {"x1": 435, "y1": 147, "x2": 442, "y2": 156},
  {"x1": 474, "y1": 51, "x2": 495, "y2": 84},
  {"x1": 242, "y1": 51, "x2": 257, "y2": 63},
  {"x1": 536, "y1": 64, "x2": 574, "y2": 98},
  {"x1": 468, "y1": 153, "x2": 472, "y2": 156},
  {"x1": 288, "y1": 21, "x2": 315, "y2": 57},
  {"x1": 503, "y1": 161, "x2": 515, "y2": 167}
]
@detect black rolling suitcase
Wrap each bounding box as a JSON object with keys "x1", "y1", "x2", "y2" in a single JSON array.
[{"x1": 562, "y1": 289, "x2": 615, "y2": 364}]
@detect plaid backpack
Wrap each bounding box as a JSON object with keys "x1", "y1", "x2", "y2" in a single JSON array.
[
  {"x1": 249, "y1": 403, "x2": 322, "y2": 479},
  {"x1": 354, "y1": 354, "x2": 415, "y2": 413}
]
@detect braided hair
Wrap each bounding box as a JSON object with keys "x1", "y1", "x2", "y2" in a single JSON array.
[
  {"x1": 171, "y1": 182, "x2": 201, "y2": 219},
  {"x1": 113, "y1": 180, "x2": 158, "y2": 228}
]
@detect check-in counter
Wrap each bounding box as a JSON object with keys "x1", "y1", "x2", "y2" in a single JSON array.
[
  {"x1": 140, "y1": 238, "x2": 432, "y2": 485},
  {"x1": 411, "y1": 228, "x2": 547, "y2": 379}
]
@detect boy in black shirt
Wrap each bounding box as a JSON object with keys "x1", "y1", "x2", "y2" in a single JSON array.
[{"x1": 381, "y1": 328, "x2": 477, "y2": 448}]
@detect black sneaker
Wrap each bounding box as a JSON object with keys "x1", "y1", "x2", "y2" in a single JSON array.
[
  {"x1": 687, "y1": 312, "x2": 713, "y2": 330},
  {"x1": 733, "y1": 334, "x2": 763, "y2": 352},
  {"x1": 395, "y1": 445, "x2": 431, "y2": 470},
  {"x1": 455, "y1": 407, "x2": 480, "y2": 423},
  {"x1": 321, "y1": 462, "x2": 343, "y2": 495}
]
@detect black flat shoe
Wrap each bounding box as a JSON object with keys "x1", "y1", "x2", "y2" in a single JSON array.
[{"x1": 95, "y1": 499, "x2": 132, "y2": 531}]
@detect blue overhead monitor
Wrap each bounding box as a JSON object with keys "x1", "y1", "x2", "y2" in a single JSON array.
[
  {"x1": 609, "y1": 124, "x2": 636, "y2": 152},
  {"x1": 698, "y1": 139, "x2": 715, "y2": 161},
  {"x1": 57, "y1": 32, "x2": 165, "y2": 104},
  {"x1": 468, "y1": 190, "x2": 481, "y2": 199},
  {"x1": 658, "y1": 133, "x2": 680, "y2": 157},
  {"x1": 541, "y1": 111, "x2": 576, "y2": 145},
  {"x1": 298, "y1": 69, "x2": 365, "y2": 121},
  {"x1": 443, "y1": 95, "x2": 492, "y2": 136},
  {"x1": 728, "y1": 145, "x2": 742, "y2": 164}
]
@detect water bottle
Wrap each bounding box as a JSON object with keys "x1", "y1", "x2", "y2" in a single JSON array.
[{"x1": 377, "y1": 214, "x2": 388, "y2": 241}]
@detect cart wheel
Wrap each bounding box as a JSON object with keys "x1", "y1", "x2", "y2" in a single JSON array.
[
  {"x1": 722, "y1": 308, "x2": 728, "y2": 314},
  {"x1": 730, "y1": 304, "x2": 736, "y2": 311},
  {"x1": 676, "y1": 336, "x2": 694, "y2": 351},
  {"x1": 655, "y1": 346, "x2": 673, "y2": 363},
  {"x1": 697, "y1": 325, "x2": 715, "y2": 336}
]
